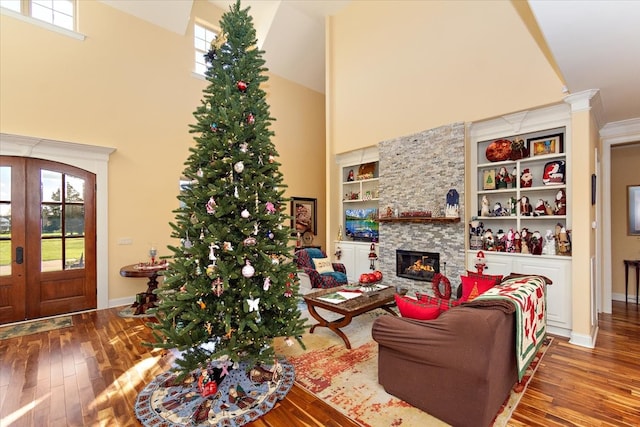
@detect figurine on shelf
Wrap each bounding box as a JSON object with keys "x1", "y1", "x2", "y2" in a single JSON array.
[
  {"x1": 347, "y1": 169, "x2": 354, "y2": 182},
  {"x1": 520, "y1": 168, "x2": 533, "y2": 188},
  {"x1": 519, "y1": 196, "x2": 532, "y2": 216},
  {"x1": 556, "y1": 225, "x2": 571, "y2": 255},
  {"x1": 514, "y1": 231, "x2": 522, "y2": 253},
  {"x1": 506, "y1": 228, "x2": 516, "y2": 253},
  {"x1": 531, "y1": 230, "x2": 543, "y2": 255},
  {"x1": 542, "y1": 230, "x2": 556, "y2": 255},
  {"x1": 469, "y1": 219, "x2": 484, "y2": 250},
  {"x1": 481, "y1": 195, "x2": 491, "y2": 217},
  {"x1": 509, "y1": 196, "x2": 517, "y2": 216},
  {"x1": 554, "y1": 189, "x2": 567, "y2": 215},
  {"x1": 495, "y1": 229, "x2": 506, "y2": 252},
  {"x1": 511, "y1": 167, "x2": 518, "y2": 188},
  {"x1": 520, "y1": 228, "x2": 531, "y2": 254},
  {"x1": 495, "y1": 167, "x2": 511, "y2": 189},
  {"x1": 533, "y1": 198, "x2": 547, "y2": 216},
  {"x1": 483, "y1": 229, "x2": 495, "y2": 251},
  {"x1": 492, "y1": 202, "x2": 506, "y2": 217}
]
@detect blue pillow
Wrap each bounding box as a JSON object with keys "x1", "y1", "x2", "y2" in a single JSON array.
[
  {"x1": 305, "y1": 248, "x2": 325, "y2": 259},
  {"x1": 321, "y1": 271, "x2": 348, "y2": 283}
]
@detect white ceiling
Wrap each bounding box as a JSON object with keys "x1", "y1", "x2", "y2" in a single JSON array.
[{"x1": 99, "y1": 0, "x2": 640, "y2": 127}]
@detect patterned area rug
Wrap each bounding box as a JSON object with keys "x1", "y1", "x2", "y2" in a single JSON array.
[
  {"x1": 135, "y1": 359, "x2": 295, "y2": 426},
  {"x1": 118, "y1": 306, "x2": 155, "y2": 318},
  {"x1": 275, "y1": 305, "x2": 552, "y2": 426},
  {"x1": 0, "y1": 316, "x2": 73, "y2": 340}
]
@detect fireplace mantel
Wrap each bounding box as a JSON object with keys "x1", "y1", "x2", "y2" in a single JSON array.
[{"x1": 378, "y1": 217, "x2": 460, "y2": 224}]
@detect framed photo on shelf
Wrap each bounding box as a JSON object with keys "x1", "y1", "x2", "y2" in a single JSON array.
[
  {"x1": 528, "y1": 133, "x2": 563, "y2": 156},
  {"x1": 291, "y1": 197, "x2": 317, "y2": 236},
  {"x1": 628, "y1": 185, "x2": 640, "y2": 235},
  {"x1": 483, "y1": 169, "x2": 496, "y2": 190}
]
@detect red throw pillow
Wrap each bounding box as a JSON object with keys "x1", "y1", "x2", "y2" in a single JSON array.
[
  {"x1": 394, "y1": 294, "x2": 441, "y2": 320},
  {"x1": 459, "y1": 275, "x2": 497, "y2": 302},
  {"x1": 466, "y1": 270, "x2": 503, "y2": 286},
  {"x1": 416, "y1": 293, "x2": 461, "y2": 311}
]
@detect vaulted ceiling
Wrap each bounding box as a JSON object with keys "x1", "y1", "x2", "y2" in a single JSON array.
[{"x1": 98, "y1": 0, "x2": 640, "y2": 127}]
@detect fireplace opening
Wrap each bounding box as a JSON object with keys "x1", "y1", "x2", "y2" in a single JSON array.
[{"x1": 396, "y1": 250, "x2": 440, "y2": 282}]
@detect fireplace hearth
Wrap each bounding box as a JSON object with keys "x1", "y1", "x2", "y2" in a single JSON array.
[{"x1": 396, "y1": 250, "x2": 440, "y2": 282}]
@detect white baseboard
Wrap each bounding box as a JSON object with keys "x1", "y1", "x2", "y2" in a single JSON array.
[
  {"x1": 611, "y1": 292, "x2": 640, "y2": 303},
  {"x1": 569, "y1": 326, "x2": 598, "y2": 348},
  {"x1": 109, "y1": 296, "x2": 136, "y2": 308}
]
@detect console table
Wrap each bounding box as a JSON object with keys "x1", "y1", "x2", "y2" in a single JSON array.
[
  {"x1": 120, "y1": 262, "x2": 168, "y2": 315},
  {"x1": 624, "y1": 259, "x2": 640, "y2": 304}
]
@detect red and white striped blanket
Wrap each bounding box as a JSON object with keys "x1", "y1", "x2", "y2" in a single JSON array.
[{"x1": 465, "y1": 275, "x2": 547, "y2": 380}]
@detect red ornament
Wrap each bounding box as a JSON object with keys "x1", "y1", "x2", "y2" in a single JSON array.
[
  {"x1": 198, "y1": 372, "x2": 218, "y2": 397},
  {"x1": 247, "y1": 113, "x2": 255, "y2": 124},
  {"x1": 237, "y1": 80, "x2": 248, "y2": 92}
]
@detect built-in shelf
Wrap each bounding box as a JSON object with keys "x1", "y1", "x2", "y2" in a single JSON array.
[{"x1": 378, "y1": 217, "x2": 461, "y2": 224}]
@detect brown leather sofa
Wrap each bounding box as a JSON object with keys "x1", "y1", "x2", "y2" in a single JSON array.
[{"x1": 371, "y1": 305, "x2": 517, "y2": 427}]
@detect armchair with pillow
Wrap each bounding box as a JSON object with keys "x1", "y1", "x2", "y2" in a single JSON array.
[{"x1": 294, "y1": 248, "x2": 348, "y2": 294}]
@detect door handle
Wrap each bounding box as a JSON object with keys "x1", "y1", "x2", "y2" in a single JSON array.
[{"x1": 16, "y1": 246, "x2": 23, "y2": 264}]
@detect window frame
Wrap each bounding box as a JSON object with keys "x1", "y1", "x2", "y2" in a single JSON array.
[
  {"x1": 0, "y1": 0, "x2": 84, "y2": 40},
  {"x1": 193, "y1": 22, "x2": 218, "y2": 77}
]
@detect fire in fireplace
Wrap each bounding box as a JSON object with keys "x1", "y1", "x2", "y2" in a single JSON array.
[{"x1": 396, "y1": 250, "x2": 440, "y2": 282}]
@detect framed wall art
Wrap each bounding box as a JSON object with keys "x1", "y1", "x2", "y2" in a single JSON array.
[
  {"x1": 291, "y1": 197, "x2": 317, "y2": 235},
  {"x1": 628, "y1": 185, "x2": 640, "y2": 235},
  {"x1": 528, "y1": 133, "x2": 564, "y2": 156}
]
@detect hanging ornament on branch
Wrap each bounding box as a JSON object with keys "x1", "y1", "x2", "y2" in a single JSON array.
[
  {"x1": 237, "y1": 80, "x2": 248, "y2": 92},
  {"x1": 242, "y1": 260, "x2": 255, "y2": 278}
]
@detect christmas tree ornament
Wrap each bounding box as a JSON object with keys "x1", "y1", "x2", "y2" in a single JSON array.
[
  {"x1": 263, "y1": 277, "x2": 271, "y2": 290},
  {"x1": 180, "y1": 285, "x2": 187, "y2": 293},
  {"x1": 206, "y1": 264, "x2": 216, "y2": 278},
  {"x1": 199, "y1": 229, "x2": 205, "y2": 240},
  {"x1": 223, "y1": 241, "x2": 233, "y2": 251},
  {"x1": 254, "y1": 223, "x2": 259, "y2": 235},
  {"x1": 197, "y1": 168, "x2": 203, "y2": 177},
  {"x1": 206, "y1": 197, "x2": 217, "y2": 214},
  {"x1": 241, "y1": 208, "x2": 250, "y2": 218},
  {"x1": 265, "y1": 202, "x2": 276, "y2": 213},
  {"x1": 247, "y1": 296, "x2": 260, "y2": 312},
  {"x1": 266, "y1": 230, "x2": 275, "y2": 240},
  {"x1": 197, "y1": 298, "x2": 206, "y2": 309},
  {"x1": 271, "y1": 254, "x2": 280, "y2": 265},
  {"x1": 269, "y1": 155, "x2": 275, "y2": 163},
  {"x1": 182, "y1": 233, "x2": 193, "y2": 249},
  {"x1": 237, "y1": 80, "x2": 248, "y2": 92},
  {"x1": 209, "y1": 243, "x2": 219, "y2": 263},
  {"x1": 239, "y1": 142, "x2": 248, "y2": 153},
  {"x1": 242, "y1": 260, "x2": 255, "y2": 278},
  {"x1": 198, "y1": 371, "x2": 217, "y2": 398},
  {"x1": 284, "y1": 337, "x2": 294, "y2": 347},
  {"x1": 212, "y1": 278, "x2": 224, "y2": 297},
  {"x1": 247, "y1": 113, "x2": 255, "y2": 124},
  {"x1": 234, "y1": 186, "x2": 239, "y2": 198},
  {"x1": 234, "y1": 161, "x2": 245, "y2": 173},
  {"x1": 195, "y1": 259, "x2": 202, "y2": 275},
  {"x1": 190, "y1": 213, "x2": 198, "y2": 224},
  {"x1": 210, "y1": 122, "x2": 218, "y2": 132},
  {"x1": 243, "y1": 237, "x2": 257, "y2": 246},
  {"x1": 205, "y1": 321, "x2": 213, "y2": 334}
]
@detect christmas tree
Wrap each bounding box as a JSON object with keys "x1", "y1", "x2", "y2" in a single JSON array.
[{"x1": 150, "y1": 0, "x2": 306, "y2": 380}]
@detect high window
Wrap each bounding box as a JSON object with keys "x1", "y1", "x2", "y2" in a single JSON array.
[
  {"x1": 194, "y1": 23, "x2": 217, "y2": 76},
  {"x1": 0, "y1": 0, "x2": 75, "y2": 31}
]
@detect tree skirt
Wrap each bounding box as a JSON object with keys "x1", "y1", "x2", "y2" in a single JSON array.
[{"x1": 135, "y1": 358, "x2": 294, "y2": 426}]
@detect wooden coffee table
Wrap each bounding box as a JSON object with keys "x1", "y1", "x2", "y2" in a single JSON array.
[{"x1": 303, "y1": 285, "x2": 399, "y2": 349}]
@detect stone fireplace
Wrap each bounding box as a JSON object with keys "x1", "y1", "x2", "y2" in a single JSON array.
[
  {"x1": 378, "y1": 122, "x2": 466, "y2": 294},
  {"x1": 396, "y1": 250, "x2": 440, "y2": 282}
]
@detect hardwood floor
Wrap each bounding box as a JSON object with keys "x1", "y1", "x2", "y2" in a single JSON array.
[{"x1": 0, "y1": 301, "x2": 638, "y2": 426}]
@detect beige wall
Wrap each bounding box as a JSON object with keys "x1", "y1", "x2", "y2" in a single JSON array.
[
  {"x1": 326, "y1": 0, "x2": 565, "y2": 247},
  {"x1": 611, "y1": 143, "x2": 640, "y2": 299},
  {"x1": 0, "y1": 1, "x2": 326, "y2": 302}
]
